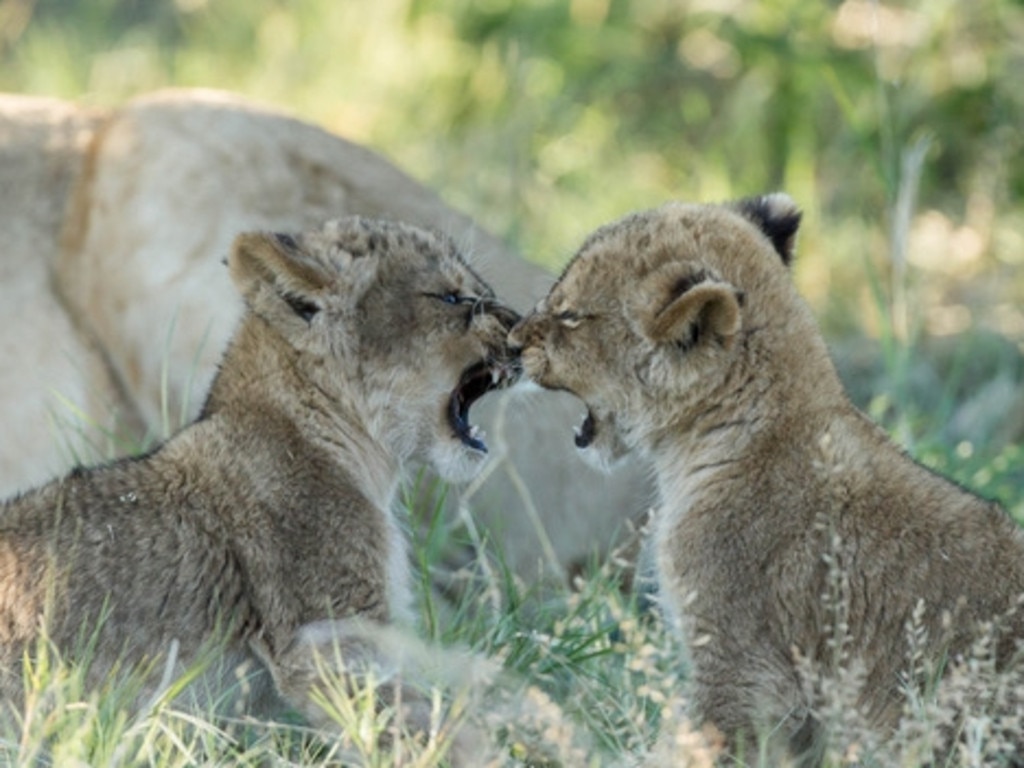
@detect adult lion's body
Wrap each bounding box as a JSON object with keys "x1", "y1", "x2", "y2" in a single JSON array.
[
  {"x1": 0, "y1": 95, "x2": 127, "y2": 485},
  {"x1": 511, "y1": 195, "x2": 1024, "y2": 762},
  {"x1": 0, "y1": 89, "x2": 649, "y2": 582}
]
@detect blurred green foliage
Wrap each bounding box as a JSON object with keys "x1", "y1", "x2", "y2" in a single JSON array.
[{"x1": 2, "y1": 1, "x2": 1020, "y2": 268}]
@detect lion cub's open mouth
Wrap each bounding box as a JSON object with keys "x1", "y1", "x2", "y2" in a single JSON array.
[
  {"x1": 574, "y1": 409, "x2": 596, "y2": 449},
  {"x1": 448, "y1": 361, "x2": 517, "y2": 452}
]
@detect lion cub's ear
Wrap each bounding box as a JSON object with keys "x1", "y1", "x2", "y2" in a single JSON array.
[
  {"x1": 641, "y1": 270, "x2": 742, "y2": 351},
  {"x1": 229, "y1": 232, "x2": 332, "y2": 325},
  {"x1": 730, "y1": 192, "x2": 802, "y2": 266}
]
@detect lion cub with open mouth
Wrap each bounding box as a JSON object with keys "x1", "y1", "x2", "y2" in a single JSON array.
[
  {"x1": 0, "y1": 218, "x2": 518, "y2": 743},
  {"x1": 510, "y1": 195, "x2": 1024, "y2": 762}
]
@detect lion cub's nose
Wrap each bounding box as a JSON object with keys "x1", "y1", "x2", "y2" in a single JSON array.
[{"x1": 507, "y1": 314, "x2": 534, "y2": 350}]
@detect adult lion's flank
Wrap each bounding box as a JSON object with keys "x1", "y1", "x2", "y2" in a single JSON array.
[{"x1": 511, "y1": 194, "x2": 1024, "y2": 763}]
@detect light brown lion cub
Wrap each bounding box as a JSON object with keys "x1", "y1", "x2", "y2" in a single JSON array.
[
  {"x1": 0, "y1": 217, "x2": 517, "y2": 741},
  {"x1": 510, "y1": 194, "x2": 1024, "y2": 761}
]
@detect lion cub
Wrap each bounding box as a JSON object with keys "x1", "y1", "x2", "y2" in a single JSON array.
[
  {"x1": 0, "y1": 217, "x2": 517, "y2": 736},
  {"x1": 510, "y1": 195, "x2": 1024, "y2": 760}
]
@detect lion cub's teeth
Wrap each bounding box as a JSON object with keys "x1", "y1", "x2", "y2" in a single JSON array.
[
  {"x1": 575, "y1": 414, "x2": 588, "y2": 435},
  {"x1": 491, "y1": 368, "x2": 501, "y2": 385},
  {"x1": 468, "y1": 424, "x2": 484, "y2": 440}
]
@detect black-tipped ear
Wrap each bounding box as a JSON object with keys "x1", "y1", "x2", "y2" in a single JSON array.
[{"x1": 732, "y1": 193, "x2": 802, "y2": 266}]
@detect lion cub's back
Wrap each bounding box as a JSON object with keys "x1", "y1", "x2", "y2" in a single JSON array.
[{"x1": 0, "y1": 454, "x2": 253, "y2": 695}]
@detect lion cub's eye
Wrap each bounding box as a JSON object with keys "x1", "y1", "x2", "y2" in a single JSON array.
[
  {"x1": 556, "y1": 310, "x2": 582, "y2": 329},
  {"x1": 424, "y1": 291, "x2": 473, "y2": 306},
  {"x1": 285, "y1": 294, "x2": 320, "y2": 323}
]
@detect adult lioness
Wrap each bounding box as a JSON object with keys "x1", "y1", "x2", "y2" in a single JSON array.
[
  {"x1": 510, "y1": 195, "x2": 1024, "y2": 761},
  {"x1": 0, "y1": 217, "x2": 517, "y2": 756}
]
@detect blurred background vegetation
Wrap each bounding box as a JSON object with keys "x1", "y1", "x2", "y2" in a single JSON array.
[{"x1": 2, "y1": 0, "x2": 1022, "y2": 492}]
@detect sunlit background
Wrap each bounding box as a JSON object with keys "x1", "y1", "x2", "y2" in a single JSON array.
[{"x1": 3, "y1": 0, "x2": 1023, "y2": 467}]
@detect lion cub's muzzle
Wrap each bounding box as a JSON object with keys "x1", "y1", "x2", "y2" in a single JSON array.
[
  {"x1": 506, "y1": 310, "x2": 552, "y2": 385},
  {"x1": 448, "y1": 299, "x2": 522, "y2": 452}
]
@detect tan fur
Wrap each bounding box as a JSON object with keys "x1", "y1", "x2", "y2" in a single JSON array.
[
  {"x1": 0, "y1": 95, "x2": 138, "y2": 486},
  {"x1": 0, "y1": 89, "x2": 650, "y2": 584},
  {"x1": 510, "y1": 195, "x2": 1024, "y2": 761},
  {"x1": 0, "y1": 217, "x2": 517, "y2": 754}
]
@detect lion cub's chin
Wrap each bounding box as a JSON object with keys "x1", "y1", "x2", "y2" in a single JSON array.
[
  {"x1": 429, "y1": 440, "x2": 490, "y2": 484},
  {"x1": 577, "y1": 441, "x2": 630, "y2": 475}
]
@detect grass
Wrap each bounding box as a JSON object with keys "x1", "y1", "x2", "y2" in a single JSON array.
[
  {"x1": 4, "y1": 410, "x2": 1022, "y2": 768},
  {"x1": 0, "y1": 527, "x2": 681, "y2": 766}
]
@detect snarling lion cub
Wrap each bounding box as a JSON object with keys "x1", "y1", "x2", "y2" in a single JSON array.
[
  {"x1": 0, "y1": 216, "x2": 517, "y2": 748},
  {"x1": 510, "y1": 194, "x2": 1024, "y2": 761}
]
